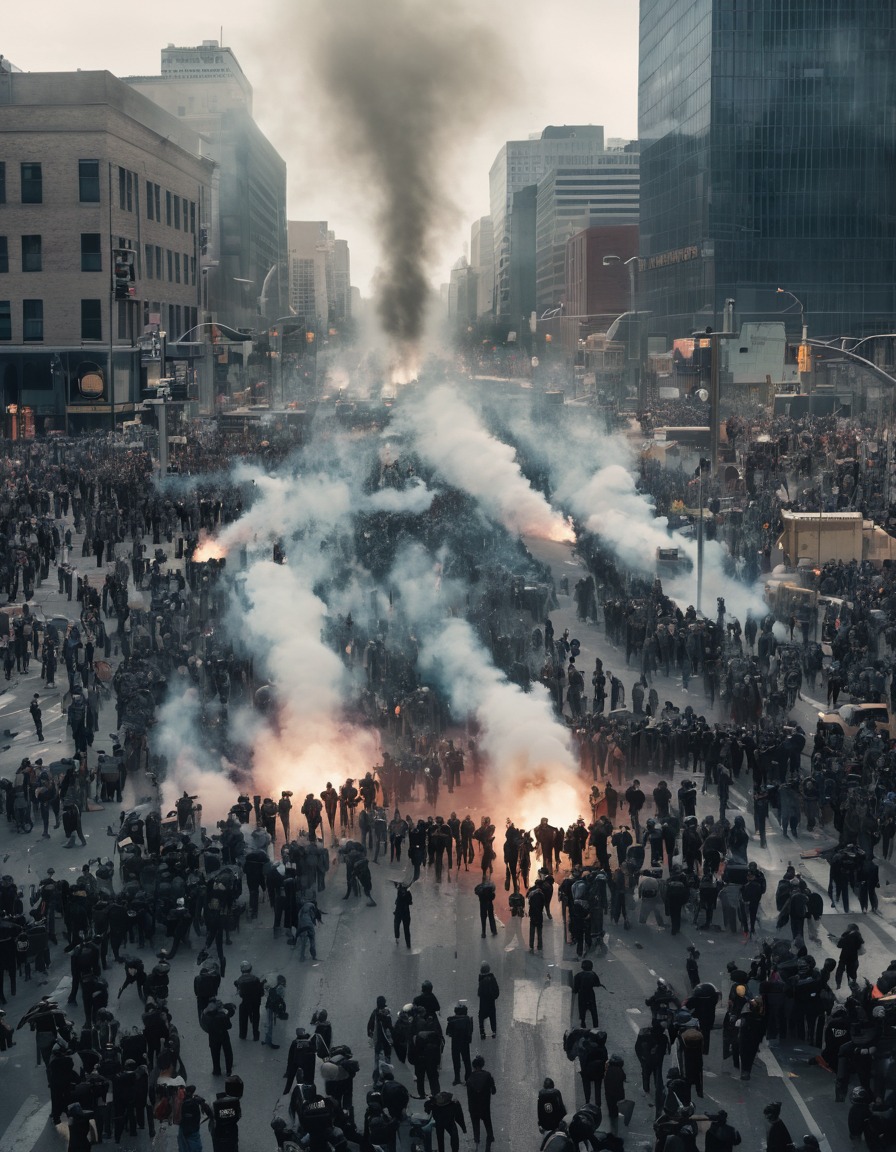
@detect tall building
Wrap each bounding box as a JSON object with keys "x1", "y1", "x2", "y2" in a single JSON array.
[
  {"x1": 639, "y1": 1, "x2": 896, "y2": 343},
  {"x1": 535, "y1": 152, "x2": 640, "y2": 314},
  {"x1": 508, "y1": 186, "x2": 537, "y2": 330},
  {"x1": 0, "y1": 68, "x2": 212, "y2": 431},
  {"x1": 566, "y1": 223, "x2": 639, "y2": 329},
  {"x1": 470, "y1": 216, "x2": 494, "y2": 317},
  {"x1": 489, "y1": 126, "x2": 605, "y2": 317},
  {"x1": 333, "y1": 238, "x2": 351, "y2": 323},
  {"x1": 125, "y1": 42, "x2": 287, "y2": 335},
  {"x1": 287, "y1": 221, "x2": 331, "y2": 332}
]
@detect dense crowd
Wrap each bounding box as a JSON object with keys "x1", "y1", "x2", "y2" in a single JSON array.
[{"x1": 1, "y1": 404, "x2": 895, "y2": 1152}]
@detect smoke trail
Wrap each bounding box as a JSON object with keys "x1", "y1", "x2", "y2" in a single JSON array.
[
  {"x1": 396, "y1": 385, "x2": 574, "y2": 541},
  {"x1": 492, "y1": 400, "x2": 765, "y2": 620},
  {"x1": 302, "y1": 0, "x2": 509, "y2": 355},
  {"x1": 388, "y1": 544, "x2": 583, "y2": 829}
]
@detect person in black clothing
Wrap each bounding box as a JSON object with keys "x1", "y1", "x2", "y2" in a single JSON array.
[
  {"x1": 30, "y1": 694, "x2": 44, "y2": 740},
  {"x1": 445, "y1": 1003, "x2": 473, "y2": 1085},
  {"x1": 413, "y1": 980, "x2": 441, "y2": 1017},
  {"x1": 527, "y1": 884, "x2": 546, "y2": 952},
  {"x1": 393, "y1": 883, "x2": 413, "y2": 949},
  {"x1": 424, "y1": 1090, "x2": 466, "y2": 1152},
  {"x1": 194, "y1": 960, "x2": 221, "y2": 1023},
  {"x1": 476, "y1": 965, "x2": 499, "y2": 1039},
  {"x1": 571, "y1": 959, "x2": 603, "y2": 1028},
  {"x1": 233, "y1": 961, "x2": 265, "y2": 1041},
  {"x1": 537, "y1": 1078, "x2": 566, "y2": 1132},
  {"x1": 474, "y1": 880, "x2": 498, "y2": 938},
  {"x1": 201, "y1": 999, "x2": 236, "y2": 1077},
  {"x1": 465, "y1": 1055, "x2": 496, "y2": 1149},
  {"x1": 210, "y1": 1090, "x2": 241, "y2": 1152}
]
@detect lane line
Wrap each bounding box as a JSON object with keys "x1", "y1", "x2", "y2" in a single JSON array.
[{"x1": 758, "y1": 1047, "x2": 833, "y2": 1152}]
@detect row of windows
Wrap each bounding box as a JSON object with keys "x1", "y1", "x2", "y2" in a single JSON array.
[
  {"x1": 0, "y1": 299, "x2": 199, "y2": 344},
  {"x1": 144, "y1": 244, "x2": 197, "y2": 286},
  {"x1": 0, "y1": 234, "x2": 195, "y2": 282},
  {"x1": 0, "y1": 161, "x2": 196, "y2": 229}
]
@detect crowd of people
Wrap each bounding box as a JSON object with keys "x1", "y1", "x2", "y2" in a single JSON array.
[{"x1": 0, "y1": 400, "x2": 895, "y2": 1152}]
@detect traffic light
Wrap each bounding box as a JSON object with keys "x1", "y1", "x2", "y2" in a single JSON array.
[{"x1": 113, "y1": 249, "x2": 136, "y2": 300}]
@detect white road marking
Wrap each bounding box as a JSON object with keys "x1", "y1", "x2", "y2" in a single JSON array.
[
  {"x1": 0, "y1": 1095, "x2": 50, "y2": 1152},
  {"x1": 758, "y1": 1047, "x2": 833, "y2": 1152}
]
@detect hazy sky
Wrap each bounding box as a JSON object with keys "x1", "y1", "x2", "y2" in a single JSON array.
[{"x1": 2, "y1": 0, "x2": 639, "y2": 296}]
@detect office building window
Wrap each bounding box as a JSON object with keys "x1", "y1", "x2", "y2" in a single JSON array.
[
  {"x1": 22, "y1": 299, "x2": 44, "y2": 341},
  {"x1": 155, "y1": 246, "x2": 162, "y2": 280},
  {"x1": 145, "y1": 243, "x2": 154, "y2": 279},
  {"x1": 174, "y1": 252, "x2": 181, "y2": 284},
  {"x1": 0, "y1": 237, "x2": 7, "y2": 274},
  {"x1": 146, "y1": 180, "x2": 154, "y2": 220},
  {"x1": 21, "y1": 163, "x2": 42, "y2": 204},
  {"x1": 22, "y1": 235, "x2": 42, "y2": 273},
  {"x1": 126, "y1": 170, "x2": 133, "y2": 212},
  {"x1": 174, "y1": 196, "x2": 181, "y2": 230},
  {"x1": 175, "y1": 305, "x2": 182, "y2": 338},
  {"x1": 155, "y1": 185, "x2": 161, "y2": 222},
  {"x1": 167, "y1": 250, "x2": 173, "y2": 281},
  {"x1": 166, "y1": 190, "x2": 172, "y2": 226},
  {"x1": 118, "y1": 301, "x2": 128, "y2": 340},
  {"x1": 81, "y1": 233, "x2": 102, "y2": 272},
  {"x1": 79, "y1": 160, "x2": 100, "y2": 203},
  {"x1": 190, "y1": 255, "x2": 196, "y2": 285},
  {"x1": 0, "y1": 302, "x2": 10, "y2": 341},
  {"x1": 119, "y1": 167, "x2": 126, "y2": 210},
  {"x1": 81, "y1": 299, "x2": 102, "y2": 341},
  {"x1": 0, "y1": 162, "x2": 5, "y2": 204},
  {"x1": 190, "y1": 201, "x2": 196, "y2": 234}
]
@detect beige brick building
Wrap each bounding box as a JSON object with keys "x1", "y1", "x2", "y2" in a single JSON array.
[{"x1": 0, "y1": 67, "x2": 213, "y2": 432}]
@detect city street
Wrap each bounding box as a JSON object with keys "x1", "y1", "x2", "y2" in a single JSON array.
[{"x1": 0, "y1": 531, "x2": 887, "y2": 1152}]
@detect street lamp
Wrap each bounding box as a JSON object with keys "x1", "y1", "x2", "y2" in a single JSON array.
[
  {"x1": 603, "y1": 255, "x2": 640, "y2": 408},
  {"x1": 777, "y1": 287, "x2": 810, "y2": 382}
]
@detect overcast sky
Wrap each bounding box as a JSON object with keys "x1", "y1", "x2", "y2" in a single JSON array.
[{"x1": 2, "y1": 0, "x2": 639, "y2": 296}]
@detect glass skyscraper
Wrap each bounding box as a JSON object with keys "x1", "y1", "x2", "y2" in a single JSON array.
[{"x1": 639, "y1": 1, "x2": 896, "y2": 343}]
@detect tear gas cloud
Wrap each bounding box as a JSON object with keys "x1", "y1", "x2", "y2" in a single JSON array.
[
  {"x1": 389, "y1": 545, "x2": 582, "y2": 830},
  {"x1": 301, "y1": 0, "x2": 509, "y2": 362},
  {"x1": 420, "y1": 617, "x2": 582, "y2": 831},
  {"x1": 396, "y1": 385, "x2": 574, "y2": 542},
  {"x1": 490, "y1": 399, "x2": 763, "y2": 621},
  {"x1": 161, "y1": 454, "x2": 381, "y2": 821}
]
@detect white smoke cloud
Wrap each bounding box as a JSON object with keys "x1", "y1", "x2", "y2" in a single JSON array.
[{"x1": 395, "y1": 385, "x2": 574, "y2": 542}]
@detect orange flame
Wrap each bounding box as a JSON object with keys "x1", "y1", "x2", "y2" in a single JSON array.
[{"x1": 194, "y1": 533, "x2": 228, "y2": 562}]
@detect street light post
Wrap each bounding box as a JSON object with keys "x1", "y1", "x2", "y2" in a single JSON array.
[
  {"x1": 777, "y1": 287, "x2": 809, "y2": 386},
  {"x1": 603, "y1": 254, "x2": 640, "y2": 408}
]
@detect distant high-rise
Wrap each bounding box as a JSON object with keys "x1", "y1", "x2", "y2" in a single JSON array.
[
  {"x1": 535, "y1": 153, "x2": 639, "y2": 314},
  {"x1": 287, "y1": 222, "x2": 331, "y2": 330},
  {"x1": 470, "y1": 217, "x2": 494, "y2": 317},
  {"x1": 639, "y1": 1, "x2": 896, "y2": 342},
  {"x1": 489, "y1": 126, "x2": 605, "y2": 317},
  {"x1": 125, "y1": 42, "x2": 287, "y2": 332}
]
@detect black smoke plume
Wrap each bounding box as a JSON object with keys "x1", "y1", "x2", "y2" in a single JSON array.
[{"x1": 304, "y1": 0, "x2": 508, "y2": 349}]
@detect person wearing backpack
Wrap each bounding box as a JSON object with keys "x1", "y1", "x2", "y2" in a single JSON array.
[
  {"x1": 177, "y1": 1085, "x2": 211, "y2": 1152},
  {"x1": 263, "y1": 975, "x2": 288, "y2": 1049},
  {"x1": 476, "y1": 964, "x2": 499, "y2": 1040},
  {"x1": 367, "y1": 995, "x2": 394, "y2": 1067}
]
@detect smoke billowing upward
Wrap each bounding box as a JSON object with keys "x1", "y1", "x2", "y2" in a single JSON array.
[
  {"x1": 397, "y1": 385, "x2": 574, "y2": 542},
  {"x1": 304, "y1": 0, "x2": 509, "y2": 354}
]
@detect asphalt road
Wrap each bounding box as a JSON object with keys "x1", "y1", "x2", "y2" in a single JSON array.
[{"x1": 0, "y1": 535, "x2": 893, "y2": 1152}]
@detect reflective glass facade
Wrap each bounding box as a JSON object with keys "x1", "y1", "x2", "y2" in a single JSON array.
[{"x1": 639, "y1": 0, "x2": 896, "y2": 343}]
